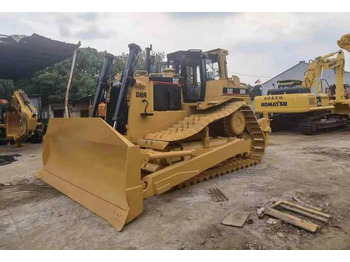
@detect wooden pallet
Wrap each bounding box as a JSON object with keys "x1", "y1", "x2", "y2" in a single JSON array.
[{"x1": 265, "y1": 200, "x2": 332, "y2": 233}]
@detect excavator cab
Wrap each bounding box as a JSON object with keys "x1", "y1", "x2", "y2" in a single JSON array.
[
  {"x1": 267, "y1": 81, "x2": 310, "y2": 95},
  {"x1": 38, "y1": 44, "x2": 270, "y2": 231}
]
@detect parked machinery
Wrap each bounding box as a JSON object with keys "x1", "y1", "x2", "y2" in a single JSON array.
[
  {"x1": 37, "y1": 44, "x2": 270, "y2": 231},
  {"x1": 2, "y1": 90, "x2": 43, "y2": 145},
  {"x1": 254, "y1": 47, "x2": 350, "y2": 134}
]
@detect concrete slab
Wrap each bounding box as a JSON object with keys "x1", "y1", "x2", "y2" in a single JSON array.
[
  {"x1": 1, "y1": 132, "x2": 350, "y2": 249},
  {"x1": 221, "y1": 212, "x2": 250, "y2": 227}
]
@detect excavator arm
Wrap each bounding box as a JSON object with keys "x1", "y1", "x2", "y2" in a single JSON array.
[
  {"x1": 337, "y1": 34, "x2": 350, "y2": 53},
  {"x1": 5, "y1": 90, "x2": 40, "y2": 145},
  {"x1": 337, "y1": 34, "x2": 350, "y2": 100},
  {"x1": 302, "y1": 50, "x2": 344, "y2": 100}
]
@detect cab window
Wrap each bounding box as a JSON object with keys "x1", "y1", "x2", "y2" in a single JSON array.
[
  {"x1": 186, "y1": 62, "x2": 202, "y2": 100},
  {"x1": 205, "y1": 58, "x2": 220, "y2": 80}
]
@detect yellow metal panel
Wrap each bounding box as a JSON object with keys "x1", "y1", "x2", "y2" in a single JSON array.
[
  {"x1": 37, "y1": 118, "x2": 143, "y2": 231},
  {"x1": 254, "y1": 94, "x2": 332, "y2": 113},
  {"x1": 125, "y1": 79, "x2": 188, "y2": 143},
  {"x1": 143, "y1": 138, "x2": 250, "y2": 198},
  {"x1": 332, "y1": 99, "x2": 350, "y2": 116}
]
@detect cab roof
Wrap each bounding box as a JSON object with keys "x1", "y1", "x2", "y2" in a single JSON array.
[{"x1": 167, "y1": 48, "x2": 228, "y2": 61}]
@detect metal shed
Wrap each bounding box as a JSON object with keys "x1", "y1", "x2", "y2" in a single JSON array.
[{"x1": 261, "y1": 60, "x2": 350, "y2": 95}]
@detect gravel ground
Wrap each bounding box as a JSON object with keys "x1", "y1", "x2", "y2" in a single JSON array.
[{"x1": 0, "y1": 131, "x2": 349, "y2": 250}]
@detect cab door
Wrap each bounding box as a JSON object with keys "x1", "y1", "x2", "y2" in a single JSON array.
[{"x1": 182, "y1": 55, "x2": 206, "y2": 102}]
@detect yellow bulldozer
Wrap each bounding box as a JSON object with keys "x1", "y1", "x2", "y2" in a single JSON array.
[
  {"x1": 254, "y1": 35, "x2": 350, "y2": 134},
  {"x1": 1, "y1": 89, "x2": 42, "y2": 146},
  {"x1": 37, "y1": 44, "x2": 271, "y2": 231}
]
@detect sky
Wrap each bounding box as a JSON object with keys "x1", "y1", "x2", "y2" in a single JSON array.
[{"x1": 1, "y1": 12, "x2": 350, "y2": 84}]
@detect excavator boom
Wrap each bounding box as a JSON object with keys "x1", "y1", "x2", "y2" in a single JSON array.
[
  {"x1": 4, "y1": 90, "x2": 42, "y2": 145},
  {"x1": 337, "y1": 34, "x2": 350, "y2": 53},
  {"x1": 302, "y1": 50, "x2": 344, "y2": 97}
]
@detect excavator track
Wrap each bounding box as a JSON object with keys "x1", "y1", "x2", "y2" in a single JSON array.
[{"x1": 298, "y1": 113, "x2": 350, "y2": 134}]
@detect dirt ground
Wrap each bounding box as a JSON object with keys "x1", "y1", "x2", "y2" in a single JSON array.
[{"x1": 0, "y1": 131, "x2": 350, "y2": 250}]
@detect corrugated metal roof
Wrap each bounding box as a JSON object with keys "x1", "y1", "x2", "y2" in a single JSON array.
[
  {"x1": 0, "y1": 33, "x2": 80, "y2": 80},
  {"x1": 261, "y1": 61, "x2": 350, "y2": 95}
]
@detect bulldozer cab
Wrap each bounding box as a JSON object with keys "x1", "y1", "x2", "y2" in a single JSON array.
[
  {"x1": 166, "y1": 48, "x2": 230, "y2": 103},
  {"x1": 167, "y1": 50, "x2": 205, "y2": 102}
]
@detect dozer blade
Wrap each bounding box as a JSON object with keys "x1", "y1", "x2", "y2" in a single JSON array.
[{"x1": 37, "y1": 118, "x2": 144, "y2": 231}]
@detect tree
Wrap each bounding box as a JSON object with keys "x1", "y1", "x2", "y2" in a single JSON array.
[
  {"x1": 0, "y1": 47, "x2": 166, "y2": 104},
  {"x1": 0, "y1": 80, "x2": 15, "y2": 100},
  {"x1": 134, "y1": 50, "x2": 165, "y2": 72},
  {"x1": 14, "y1": 47, "x2": 106, "y2": 103}
]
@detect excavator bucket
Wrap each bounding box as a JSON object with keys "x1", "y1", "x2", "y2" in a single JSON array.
[
  {"x1": 37, "y1": 118, "x2": 144, "y2": 231},
  {"x1": 338, "y1": 34, "x2": 350, "y2": 52},
  {"x1": 5, "y1": 112, "x2": 26, "y2": 143}
]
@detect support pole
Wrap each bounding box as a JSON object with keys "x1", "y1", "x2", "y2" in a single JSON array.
[{"x1": 64, "y1": 42, "x2": 80, "y2": 118}]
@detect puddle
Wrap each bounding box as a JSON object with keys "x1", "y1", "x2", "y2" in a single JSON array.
[
  {"x1": 0, "y1": 178, "x2": 60, "y2": 209},
  {"x1": 0, "y1": 154, "x2": 22, "y2": 166}
]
